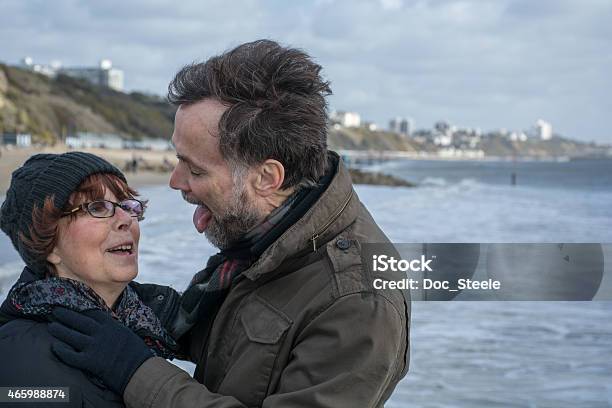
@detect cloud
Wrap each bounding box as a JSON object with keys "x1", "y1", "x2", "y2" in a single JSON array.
[
  {"x1": 0, "y1": 0, "x2": 610, "y2": 142},
  {"x1": 379, "y1": 0, "x2": 403, "y2": 11}
]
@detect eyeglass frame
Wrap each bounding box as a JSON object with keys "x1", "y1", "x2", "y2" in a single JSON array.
[{"x1": 62, "y1": 198, "x2": 146, "y2": 221}]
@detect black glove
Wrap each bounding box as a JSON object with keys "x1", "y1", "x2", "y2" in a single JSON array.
[{"x1": 48, "y1": 307, "x2": 154, "y2": 395}]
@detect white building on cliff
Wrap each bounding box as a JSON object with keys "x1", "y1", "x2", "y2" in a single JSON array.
[
  {"x1": 20, "y1": 58, "x2": 124, "y2": 91},
  {"x1": 535, "y1": 119, "x2": 553, "y2": 140}
]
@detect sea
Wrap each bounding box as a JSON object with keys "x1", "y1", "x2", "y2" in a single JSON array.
[{"x1": 1, "y1": 158, "x2": 611, "y2": 407}]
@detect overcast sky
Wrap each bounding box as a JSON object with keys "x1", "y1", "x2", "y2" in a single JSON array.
[{"x1": 1, "y1": 0, "x2": 610, "y2": 143}]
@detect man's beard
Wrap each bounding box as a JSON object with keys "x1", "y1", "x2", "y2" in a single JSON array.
[{"x1": 203, "y1": 184, "x2": 263, "y2": 249}]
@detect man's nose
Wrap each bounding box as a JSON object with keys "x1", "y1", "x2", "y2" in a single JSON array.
[{"x1": 169, "y1": 164, "x2": 187, "y2": 191}]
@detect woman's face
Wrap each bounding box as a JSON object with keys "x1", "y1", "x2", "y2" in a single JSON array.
[{"x1": 47, "y1": 188, "x2": 140, "y2": 300}]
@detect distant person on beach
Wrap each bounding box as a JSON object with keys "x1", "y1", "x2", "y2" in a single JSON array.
[
  {"x1": 162, "y1": 156, "x2": 173, "y2": 171},
  {"x1": 125, "y1": 154, "x2": 139, "y2": 173},
  {"x1": 47, "y1": 40, "x2": 411, "y2": 407},
  {"x1": 0, "y1": 152, "x2": 176, "y2": 407}
]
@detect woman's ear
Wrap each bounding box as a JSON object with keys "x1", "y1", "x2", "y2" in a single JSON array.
[{"x1": 46, "y1": 247, "x2": 62, "y2": 265}]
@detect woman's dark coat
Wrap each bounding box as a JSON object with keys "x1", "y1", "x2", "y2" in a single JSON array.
[
  {"x1": 0, "y1": 315, "x2": 124, "y2": 407},
  {"x1": 0, "y1": 268, "x2": 125, "y2": 407}
]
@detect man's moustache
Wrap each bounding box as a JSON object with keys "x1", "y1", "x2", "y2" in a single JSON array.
[{"x1": 181, "y1": 191, "x2": 202, "y2": 205}]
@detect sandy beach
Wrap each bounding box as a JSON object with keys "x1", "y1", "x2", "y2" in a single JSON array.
[
  {"x1": 1, "y1": 145, "x2": 176, "y2": 195},
  {"x1": 0, "y1": 146, "x2": 417, "y2": 194}
]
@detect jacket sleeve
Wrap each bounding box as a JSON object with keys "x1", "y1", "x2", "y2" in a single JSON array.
[{"x1": 123, "y1": 293, "x2": 408, "y2": 408}]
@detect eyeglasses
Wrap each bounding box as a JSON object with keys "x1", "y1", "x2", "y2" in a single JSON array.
[{"x1": 62, "y1": 199, "x2": 145, "y2": 220}]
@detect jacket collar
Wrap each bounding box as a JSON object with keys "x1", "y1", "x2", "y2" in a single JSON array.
[
  {"x1": 0, "y1": 266, "x2": 41, "y2": 325},
  {"x1": 243, "y1": 151, "x2": 360, "y2": 281}
]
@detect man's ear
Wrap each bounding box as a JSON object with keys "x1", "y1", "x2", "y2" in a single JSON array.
[
  {"x1": 251, "y1": 159, "x2": 285, "y2": 197},
  {"x1": 47, "y1": 247, "x2": 62, "y2": 265}
]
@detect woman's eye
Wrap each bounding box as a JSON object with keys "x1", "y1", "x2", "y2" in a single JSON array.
[{"x1": 90, "y1": 202, "x2": 110, "y2": 213}]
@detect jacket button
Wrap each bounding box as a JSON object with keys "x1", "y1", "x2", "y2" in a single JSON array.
[
  {"x1": 157, "y1": 294, "x2": 165, "y2": 301},
  {"x1": 336, "y1": 238, "x2": 351, "y2": 250}
]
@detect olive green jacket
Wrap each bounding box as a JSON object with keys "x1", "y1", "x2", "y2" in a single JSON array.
[{"x1": 124, "y1": 155, "x2": 411, "y2": 408}]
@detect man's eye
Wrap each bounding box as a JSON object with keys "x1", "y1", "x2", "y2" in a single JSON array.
[{"x1": 189, "y1": 167, "x2": 204, "y2": 176}]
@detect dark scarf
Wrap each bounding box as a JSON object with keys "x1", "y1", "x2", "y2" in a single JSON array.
[
  {"x1": 5, "y1": 270, "x2": 177, "y2": 359},
  {"x1": 171, "y1": 154, "x2": 338, "y2": 340}
]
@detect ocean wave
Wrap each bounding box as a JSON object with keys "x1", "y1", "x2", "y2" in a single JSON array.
[
  {"x1": 419, "y1": 177, "x2": 483, "y2": 189},
  {"x1": 420, "y1": 176, "x2": 448, "y2": 187}
]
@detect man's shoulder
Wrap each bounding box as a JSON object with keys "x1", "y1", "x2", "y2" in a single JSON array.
[
  {"x1": 321, "y1": 198, "x2": 398, "y2": 294},
  {"x1": 255, "y1": 206, "x2": 407, "y2": 323},
  {"x1": 321, "y1": 213, "x2": 409, "y2": 312}
]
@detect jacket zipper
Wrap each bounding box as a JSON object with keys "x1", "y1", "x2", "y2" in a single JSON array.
[{"x1": 311, "y1": 190, "x2": 353, "y2": 252}]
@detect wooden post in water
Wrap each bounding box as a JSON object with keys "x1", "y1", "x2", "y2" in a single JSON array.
[{"x1": 511, "y1": 147, "x2": 517, "y2": 186}]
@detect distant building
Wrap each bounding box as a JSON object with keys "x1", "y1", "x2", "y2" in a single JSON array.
[
  {"x1": 535, "y1": 119, "x2": 552, "y2": 140},
  {"x1": 434, "y1": 121, "x2": 451, "y2": 135},
  {"x1": 438, "y1": 147, "x2": 485, "y2": 158},
  {"x1": 433, "y1": 134, "x2": 453, "y2": 146},
  {"x1": 389, "y1": 117, "x2": 414, "y2": 136},
  {"x1": 61, "y1": 60, "x2": 124, "y2": 91},
  {"x1": 20, "y1": 57, "x2": 124, "y2": 91},
  {"x1": 66, "y1": 132, "x2": 124, "y2": 149},
  {"x1": 433, "y1": 120, "x2": 453, "y2": 146},
  {"x1": 389, "y1": 117, "x2": 400, "y2": 133},
  {"x1": 331, "y1": 111, "x2": 361, "y2": 128},
  {"x1": 21, "y1": 57, "x2": 56, "y2": 77},
  {"x1": 453, "y1": 128, "x2": 481, "y2": 149},
  {"x1": 400, "y1": 118, "x2": 414, "y2": 136},
  {"x1": 363, "y1": 122, "x2": 378, "y2": 131},
  {"x1": 124, "y1": 137, "x2": 173, "y2": 151},
  {"x1": 1, "y1": 132, "x2": 32, "y2": 147},
  {"x1": 509, "y1": 131, "x2": 528, "y2": 142}
]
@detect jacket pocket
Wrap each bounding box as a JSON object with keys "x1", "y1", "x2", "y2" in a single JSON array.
[
  {"x1": 241, "y1": 296, "x2": 292, "y2": 344},
  {"x1": 217, "y1": 295, "x2": 292, "y2": 406}
]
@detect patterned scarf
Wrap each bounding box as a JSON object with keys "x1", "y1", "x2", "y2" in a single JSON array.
[{"x1": 8, "y1": 276, "x2": 177, "y2": 359}]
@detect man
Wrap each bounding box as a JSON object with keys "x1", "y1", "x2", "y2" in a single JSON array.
[{"x1": 49, "y1": 39, "x2": 410, "y2": 407}]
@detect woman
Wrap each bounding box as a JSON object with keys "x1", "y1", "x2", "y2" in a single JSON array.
[{"x1": 0, "y1": 152, "x2": 176, "y2": 407}]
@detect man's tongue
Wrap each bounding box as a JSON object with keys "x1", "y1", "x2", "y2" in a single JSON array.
[{"x1": 193, "y1": 204, "x2": 212, "y2": 233}]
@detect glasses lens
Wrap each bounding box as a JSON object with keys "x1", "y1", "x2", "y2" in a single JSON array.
[
  {"x1": 87, "y1": 201, "x2": 114, "y2": 218},
  {"x1": 119, "y1": 199, "x2": 143, "y2": 217}
]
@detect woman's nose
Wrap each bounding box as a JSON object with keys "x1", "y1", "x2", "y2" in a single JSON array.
[{"x1": 114, "y1": 206, "x2": 133, "y2": 230}]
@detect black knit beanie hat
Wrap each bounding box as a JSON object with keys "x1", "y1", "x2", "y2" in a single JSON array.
[{"x1": 0, "y1": 152, "x2": 127, "y2": 273}]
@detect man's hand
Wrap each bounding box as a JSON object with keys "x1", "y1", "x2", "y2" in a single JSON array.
[{"x1": 49, "y1": 307, "x2": 153, "y2": 395}]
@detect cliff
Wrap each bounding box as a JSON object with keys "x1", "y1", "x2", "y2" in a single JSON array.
[{"x1": 0, "y1": 64, "x2": 175, "y2": 143}]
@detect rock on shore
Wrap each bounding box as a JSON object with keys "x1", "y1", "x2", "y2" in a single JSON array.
[{"x1": 348, "y1": 168, "x2": 415, "y2": 187}]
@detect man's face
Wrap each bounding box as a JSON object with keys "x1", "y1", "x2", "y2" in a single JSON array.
[{"x1": 169, "y1": 98, "x2": 263, "y2": 248}]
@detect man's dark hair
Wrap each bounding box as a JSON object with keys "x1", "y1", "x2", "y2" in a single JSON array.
[{"x1": 168, "y1": 39, "x2": 332, "y2": 190}]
